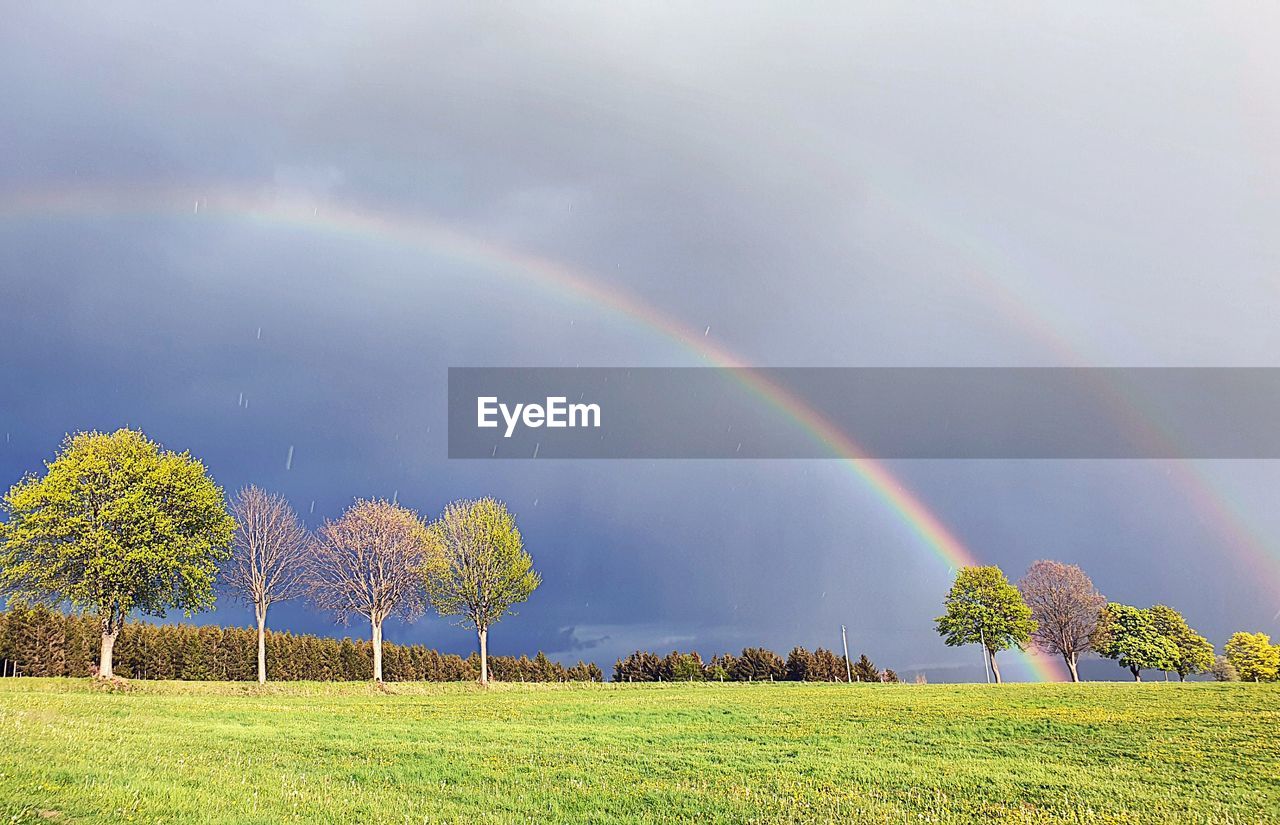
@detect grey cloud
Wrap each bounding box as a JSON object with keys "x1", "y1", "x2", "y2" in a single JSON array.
[{"x1": 2, "y1": 3, "x2": 1278, "y2": 679}]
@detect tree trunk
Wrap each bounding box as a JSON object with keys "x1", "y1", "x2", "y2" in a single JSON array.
[
  {"x1": 371, "y1": 618, "x2": 383, "y2": 682},
  {"x1": 256, "y1": 605, "x2": 268, "y2": 684},
  {"x1": 1130, "y1": 665, "x2": 1141, "y2": 681},
  {"x1": 98, "y1": 625, "x2": 118, "y2": 679},
  {"x1": 478, "y1": 626, "x2": 489, "y2": 686},
  {"x1": 1065, "y1": 654, "x2": 1080, "y2": 683},
  {"x1": 988, "y1": 649, "x2": 1002, "y2": 684}
]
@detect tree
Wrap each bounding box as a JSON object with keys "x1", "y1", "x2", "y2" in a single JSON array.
[
  {"x1": 223, "y1": 486, "x2": 309, "y2": 684},
  {"x1": 1092, "y1": 604, "x2": 1177, "y2": 681},
  {"x1": 1223, "y1": 632, "x2": 1280, "y2": 682},
  {"x1": 732, "y1": 647, "x2": 785, "y2": 682},
  {"x1": 614, "y1": 650, "x2": 661, "y2": 682},
  {"x1": 935, "y1": 566, "x2": 1036, "y2": 683},
  {"x1": 532, "y1": 651, "x2": 558, "y2": 681},
  {"x1": 785, "y1": 646, "x2": 816, "y2": 681},
  {"x1": 1210, "y1": 655, "x2": 1239, "y2": 682},
  {"x1": 1017, "y1": 560, "x2": 1106, "y2": 682},
  {"x1": 0, "y1": 429, "x2": 234, "y2": 678},
  {"x1": 1148, "y1": 605, "x2": 1214, "y2": 681},
  {"x1": 664, "y1": 651, "x2": 705, "y2": 681},
  {"x1": 852, "y1": 653, "x2": 880, "y2": 683},
  {"x1": 307, "y1": 499, "x2": 428, "y2": 682},
  {"x1": 812, "y1": 648, "x2": 843, "y2": 682},
  {"x1": 708, "y1": 653, "x2": 737, "y2": 682},
  {"x1": 422, "y1": 498, "x2": 540, "y2": 686},
  {"x1": 566, "y1": 660, "x2": 602, "y2": 682}
]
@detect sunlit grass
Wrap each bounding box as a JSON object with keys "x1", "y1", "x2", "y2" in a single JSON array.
[{"x1": 0, "y1": 679, "x2": 1274, "y2": 823}]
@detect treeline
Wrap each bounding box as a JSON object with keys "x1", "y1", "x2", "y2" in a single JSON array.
[
  {"x1": 0, "y1": 606, "x2": 603, "y2": 683},
  {"x1": 0, "y1": 431, "x2": 547, "y2": 685},
  {"x1": 614, "y1": 647, "x2": 899, "y2": 683},
  {"x1": 939, "y1": 561, "x2": 1280, "y2": 683}
]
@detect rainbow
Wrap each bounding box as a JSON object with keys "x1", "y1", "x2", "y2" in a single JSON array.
[
  {"x1": 0, "y1": 183, "x2": 1071, "y2": 681},
  {"x1": 770, "y1": 121, "x2": 1280, "y2": 603},
  {"x1": 880, "y1": 193, "x2": 1280, "y2": 601}
]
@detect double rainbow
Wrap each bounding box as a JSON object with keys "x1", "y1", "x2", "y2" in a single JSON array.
[{"x1": 2, "y1": 183, "x2": 1082, "y2": 680}]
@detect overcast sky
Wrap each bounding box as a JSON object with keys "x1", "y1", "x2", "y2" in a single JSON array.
[{"x1": 2, "y1": 3, "x2": 1278, "y2": 680}]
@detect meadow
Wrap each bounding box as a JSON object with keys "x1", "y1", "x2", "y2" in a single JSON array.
[{"x1": 0, "y1": 679, "x2": 1275, "y2": 824}]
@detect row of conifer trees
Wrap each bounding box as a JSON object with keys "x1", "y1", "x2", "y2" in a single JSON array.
[
  {"x1": 0, "y1": 605, "x2": 903, "y2": 684},
  {"x1": 613, "y1": 647, "x2": 899, "y2": 683},
  {"x1": 0, "y1": 606, "x2": 603, "y2": 683}
]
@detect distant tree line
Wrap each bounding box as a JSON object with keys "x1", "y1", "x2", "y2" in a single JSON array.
[
  {"x1": 613, "y1": 647, "x2": 899, "y2": 683},
  {"x1": 0, "y1": 605, "x2": 602, "y2": 683}
]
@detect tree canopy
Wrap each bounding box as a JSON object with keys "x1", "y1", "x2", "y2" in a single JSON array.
[
  {"x1": 307, "y1": 499, "x2": 429, "y2": 682},
  {"x1": 935, "y1": 566, "x2": 1036, "y2": 683},
  {"x1": 1092, "y1": 604, "x2": 1179, "y2": 680},
  {"x1": 1223, "y1": 632, "x2": 1279, "y2": 682},
  {"x1": 224, "y1": 486, "x2": 310, "y2": 683},
  {"x1": 1148, "y1": 605, "x2": 1214, "y2": 681},
  {"x1": 422, "y1": 497, "x2": 540, "y2": 684},
  {"x1": 1017, "y1": 560, "x2": 1106, "y2": 682},
  {"x1": 224, "y1": 486, "x2": 309, "y2": 615},
  {"x1": 0, "y1": 429, "x2": 234, "y2": 677}
]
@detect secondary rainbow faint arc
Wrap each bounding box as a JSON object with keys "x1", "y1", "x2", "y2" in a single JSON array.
[
  {"x1": 776, "y1": 115, "x2": 1280, "y2": 603},
  {"x1": 0, "y1": 184, "x2": 1068, "y2": 682}
]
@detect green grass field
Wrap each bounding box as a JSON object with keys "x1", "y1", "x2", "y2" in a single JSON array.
[{"x1": 0, "y1": 679, "x2": 1275, "y2": 824}]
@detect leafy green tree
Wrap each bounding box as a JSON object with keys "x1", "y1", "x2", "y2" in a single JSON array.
[
  {"x1": 422, "y1": 498, "x2": 540, "y2": 686},
  {"x1": 1148, "y1": 605, "x2": 1214, "y2": 681},
  {"x1": 1224, "y1": 632, "x2": 1280, "y2": 682},
  {"x1": 1092, "y1": 604, "x2": 1178, "y2": 681},
  {"x1": 935, "y1": 566, "x2": 1036, "y2": 683},
  {"x1": 0, "y1": 429, "x2": 235, "y2": 678}
]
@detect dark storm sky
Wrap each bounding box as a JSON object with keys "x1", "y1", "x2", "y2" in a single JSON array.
[{"x1": 2, "y1": 3, "x2": 1279, "y2": 681}]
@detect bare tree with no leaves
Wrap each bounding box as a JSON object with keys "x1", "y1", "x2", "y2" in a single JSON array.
[
  {"x1": 422, "y1": 497, "x2": 540, "y2": 686},
  {"x1": 1017, "y1": 560, "x2": 1107, "y2": 682},
  {"x1": 223, "y1": 486, "x2": 310, "y2": 683},
  {"x1": 307, "y1": 499, "x2": 428, "y2": 682}
]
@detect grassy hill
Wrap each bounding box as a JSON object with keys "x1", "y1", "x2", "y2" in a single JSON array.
[{"x1": 0, "y1": 679, "x2": 1274, "y2": 823}]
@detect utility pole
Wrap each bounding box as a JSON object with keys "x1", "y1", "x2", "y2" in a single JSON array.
[
  {"x1": 841, "y1": 624, "x2": 853, "y2": 683},
  {"x1": 979, "y1": 626, "x2": 991, "y2": 684}
]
